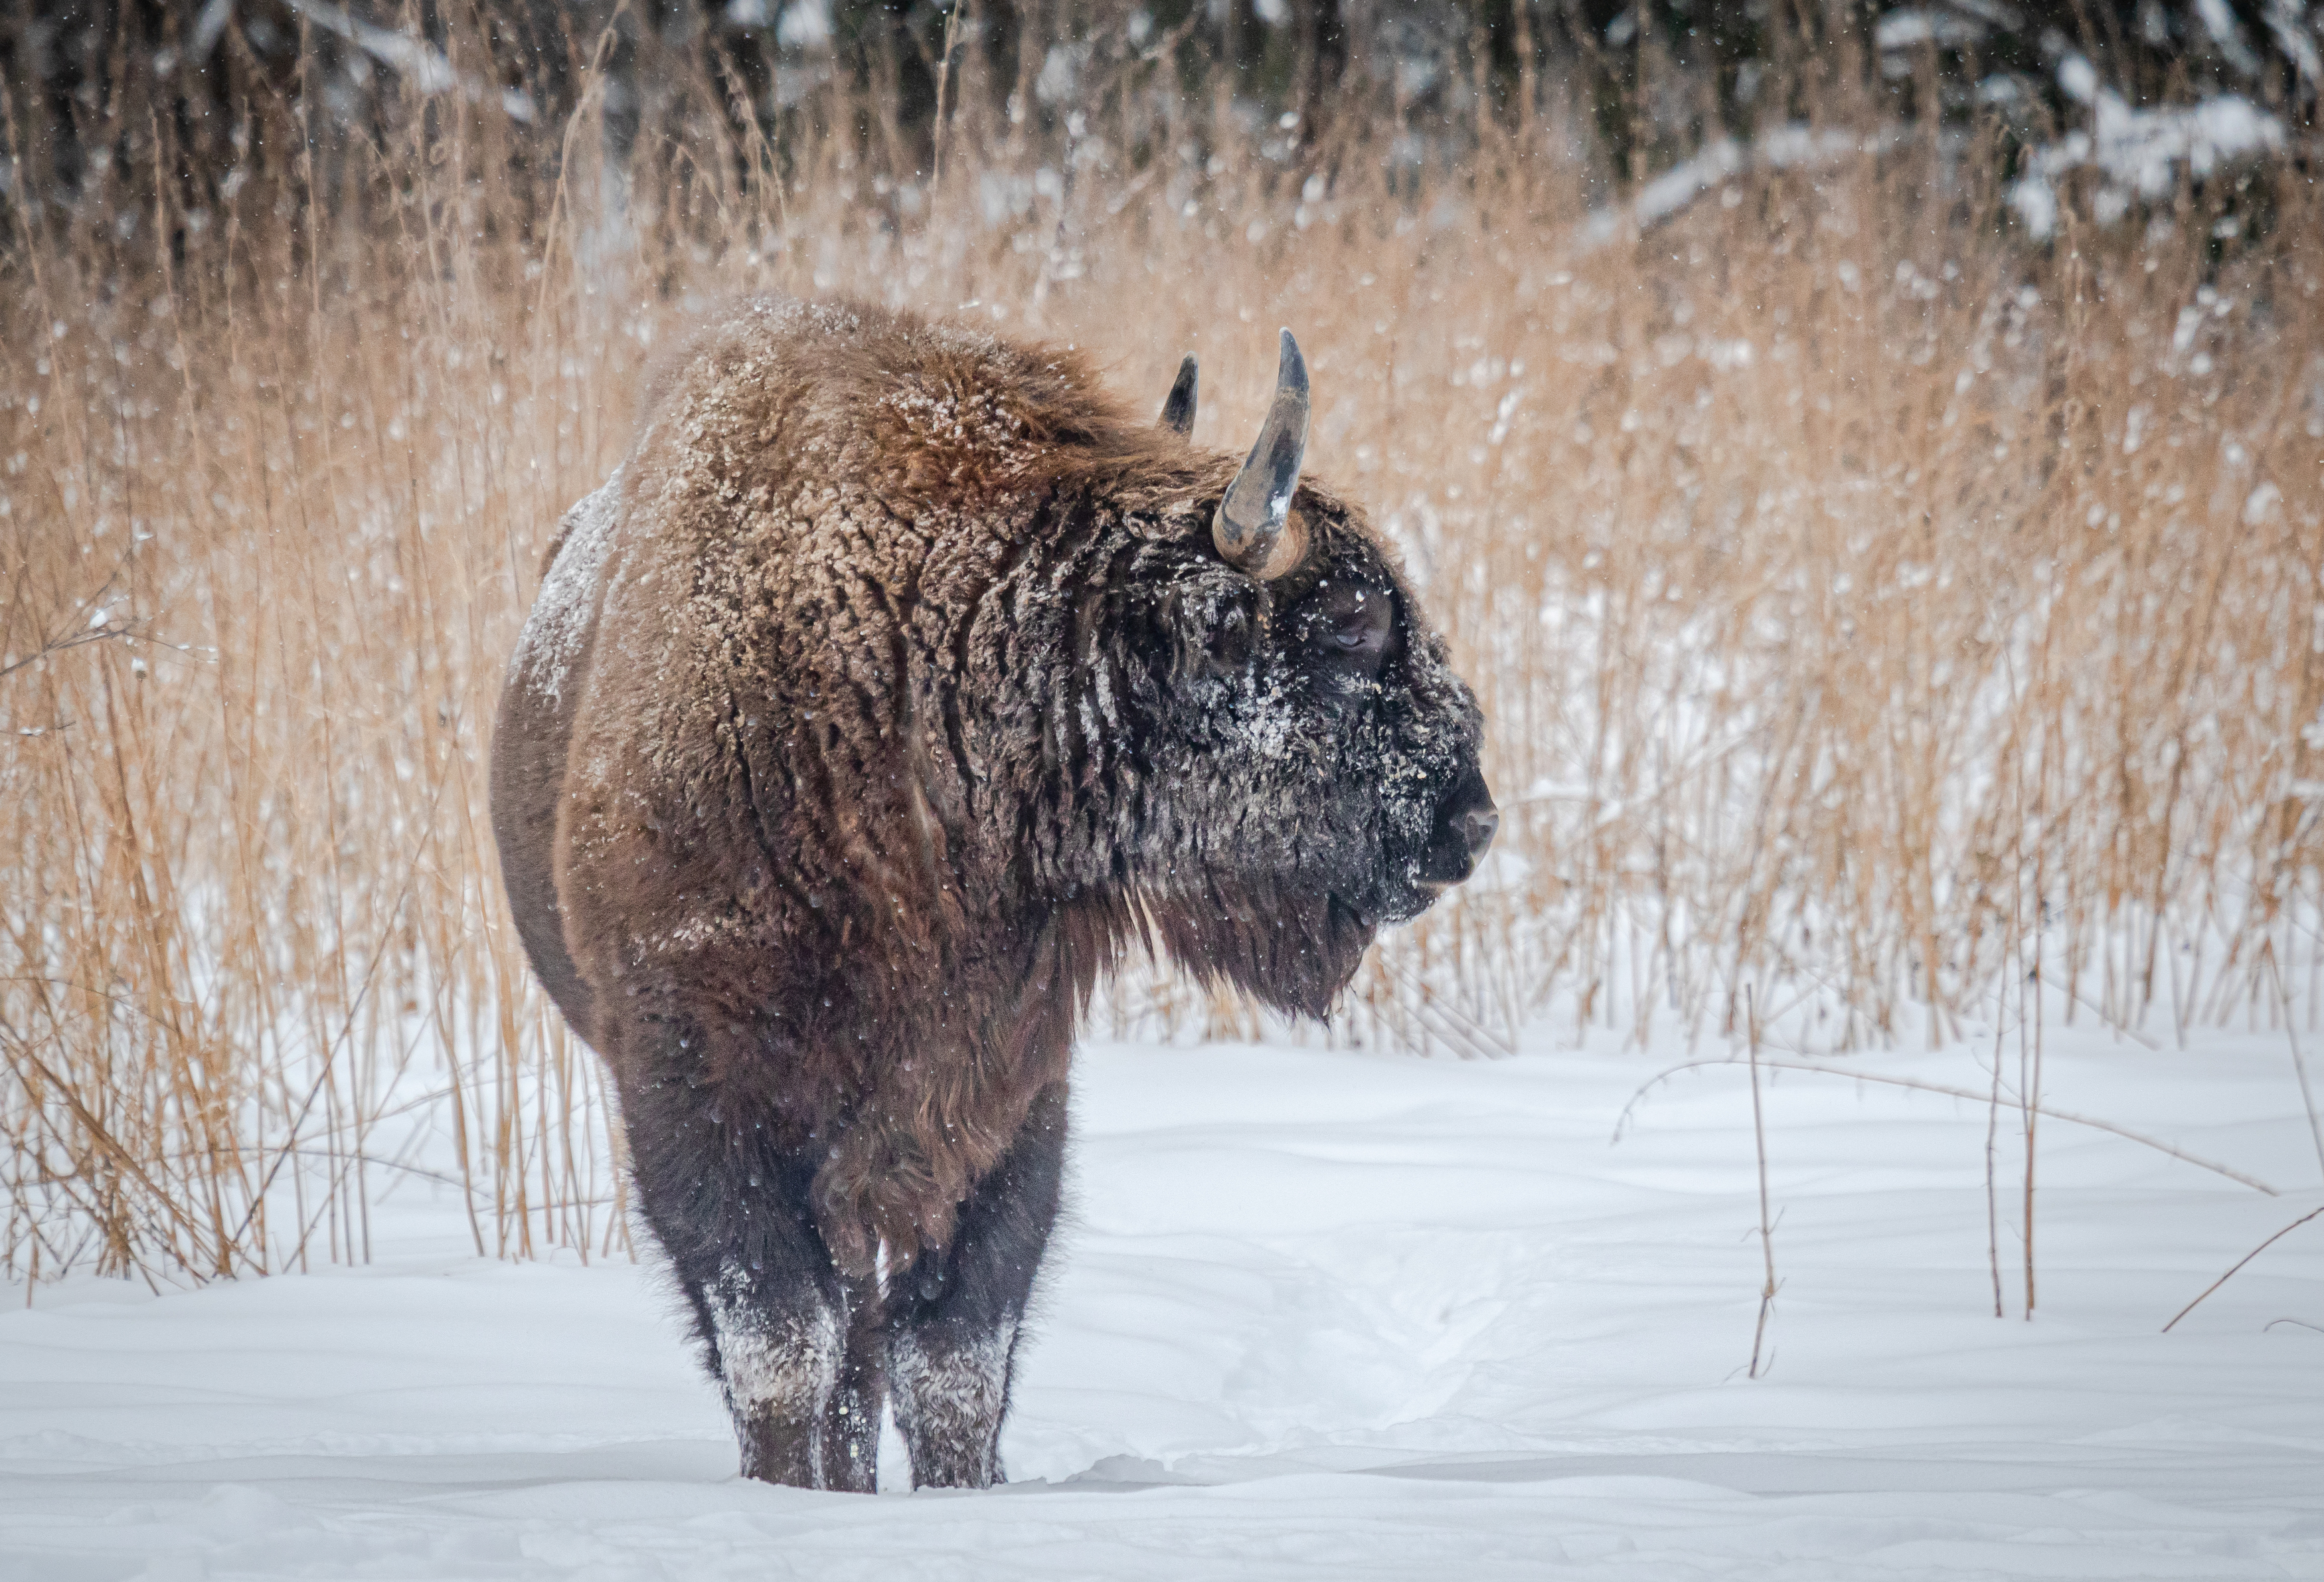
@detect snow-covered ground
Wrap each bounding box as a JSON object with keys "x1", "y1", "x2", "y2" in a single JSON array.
[{"x1": 4, "y1": 1024, "x2": 2321, "y2": 1579}]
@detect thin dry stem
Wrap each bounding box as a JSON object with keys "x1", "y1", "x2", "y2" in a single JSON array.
[
  {"x1": 1619, "y1": 1059, "x2": 2282, "y2": 1197},
  {"x1": 1746, "y1": 989, "x2": 1778, "y2": 1379},
  {"x1": 2162, "y1": 1205, "x2": 2324, "y2": 1334}
]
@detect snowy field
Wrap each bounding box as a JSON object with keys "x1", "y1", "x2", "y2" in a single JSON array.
[{"x1": 3, "y1": 1025, "x2": 2321, "y2": 1580}]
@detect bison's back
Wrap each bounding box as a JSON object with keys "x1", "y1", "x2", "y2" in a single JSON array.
[
  {"x1": 491, "y1": 476, "x2": 627, "y2": 1049},
  {"x1": 550, "y1": 300, "x2": 1166, "y2": 952}
]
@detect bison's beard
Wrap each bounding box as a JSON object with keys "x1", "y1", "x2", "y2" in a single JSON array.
[{"x1": 1146, "y1": 875, "x2": 1379, "y2": 1020}]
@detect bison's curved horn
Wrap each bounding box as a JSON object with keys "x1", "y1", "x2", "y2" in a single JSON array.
[
  {"x1": 1212, "y1": 330, "x2": 1310, "y2": 581},
  {"x1": 1159, "y1": 354, "x2": 1198, "y2": 438}
]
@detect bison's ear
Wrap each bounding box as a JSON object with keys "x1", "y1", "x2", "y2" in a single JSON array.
[{"x1": 1158, "y1": 355, "x2": 1198, "y2": 438}]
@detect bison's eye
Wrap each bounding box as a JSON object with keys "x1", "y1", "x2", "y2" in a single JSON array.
[{"x1": 1305, "y1": 578, "x2": 1396, "y2": 681}]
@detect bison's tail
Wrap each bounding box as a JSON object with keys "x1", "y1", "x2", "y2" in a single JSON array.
[{"x1": 811, "y1": 1128, "x2": 976, "y2": 1278}]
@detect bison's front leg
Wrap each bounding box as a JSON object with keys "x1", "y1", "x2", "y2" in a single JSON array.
[{"x1": 888, "y1": 1082, "x2": 1068, "y2": 1489}]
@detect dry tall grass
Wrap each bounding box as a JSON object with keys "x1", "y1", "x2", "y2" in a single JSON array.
[{"x1": 5, "y1": 35, "x2": 2321, "y2": 1286}]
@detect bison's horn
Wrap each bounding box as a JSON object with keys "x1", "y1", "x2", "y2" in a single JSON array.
[
  {"x1": 1213, "y1": 329, "x2": 1310, "y2": 581},
  {"x1": 1159, "y1": 354, "x2": 1198, "y2": 438}
]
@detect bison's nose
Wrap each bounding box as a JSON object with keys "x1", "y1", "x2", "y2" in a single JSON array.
[
  {"x1": 1461, "y1": 804, "x2": 1499, "y2": 863},
  {"x1": 1422, "y1": 768, "x2": 1498, "y2": 887}
]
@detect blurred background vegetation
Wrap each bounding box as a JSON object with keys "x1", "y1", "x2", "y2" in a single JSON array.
[
  {"x1": 3, "y1": 0, "x2": 2319, "y2": 1288},
  {"x1": 5, "y1": 0, "x2": 2317, "y2": 239}
]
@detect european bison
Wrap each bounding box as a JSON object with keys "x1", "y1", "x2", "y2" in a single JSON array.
[{"x1": 490, "y1": 299, "x2": 1495, "y2": 1491}]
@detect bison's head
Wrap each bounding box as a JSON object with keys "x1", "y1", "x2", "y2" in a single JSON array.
[{"x1": 1120, "y1": 333, "x2": 1495, "y2": 1019}]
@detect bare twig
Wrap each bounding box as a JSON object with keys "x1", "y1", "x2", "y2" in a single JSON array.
[
  {"x1": 1374, "y1": 954, "x2": 1514, "y2": 1060},
  {"x1": 2025, "y1": 968, "x2": 2043, "y2": 1320},
  {"x1": 1617, "y1": 1059, "x2": 2280, "y2": 1197},
  {"x1": 929, "y1": 0, "x2": 969, "y2": 205},
  {"x1": 1746, "y1": 988, "x2": 1779, "y2": 1379},
  {"x1": 0, "y1": 621, "x2": 144, "y2": 681},
  {"x1": 2163, "y1": 1205, "x2": 2324, "y2": 1332},
  {"x1": 1986, "y1": 1033, "x2": 2008, "y2": 1319}
]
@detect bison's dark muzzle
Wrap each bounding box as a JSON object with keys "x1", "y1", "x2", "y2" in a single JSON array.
[{"x1": 1418, "y1": 767, "x2": 1499, "y2": 889}]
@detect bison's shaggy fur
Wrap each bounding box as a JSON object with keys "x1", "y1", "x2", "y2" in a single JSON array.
[{"x1": 492, "y1": 298, "x2": 1490, "y2": 1490}]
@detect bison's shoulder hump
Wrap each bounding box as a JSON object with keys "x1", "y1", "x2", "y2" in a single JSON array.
[{"x1": 641, "y1": 297, "x2": 1149, "y2": 476}]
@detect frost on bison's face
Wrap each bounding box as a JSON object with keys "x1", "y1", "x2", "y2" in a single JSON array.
[
  {"x1": 490, "y1": 302, "x2": 1493, "y2": 1494},
  {"x1": 1121, "y1": 491, "x2": 1491, "y2": 1019}
]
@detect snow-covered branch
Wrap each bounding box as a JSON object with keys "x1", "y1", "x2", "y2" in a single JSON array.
[
  {"x1": 280, "y1": 0, "x2": 536, "y2": 124},
  {"x1": 2008, "y1": 54, "x2": 2283, "y2": 237}
]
